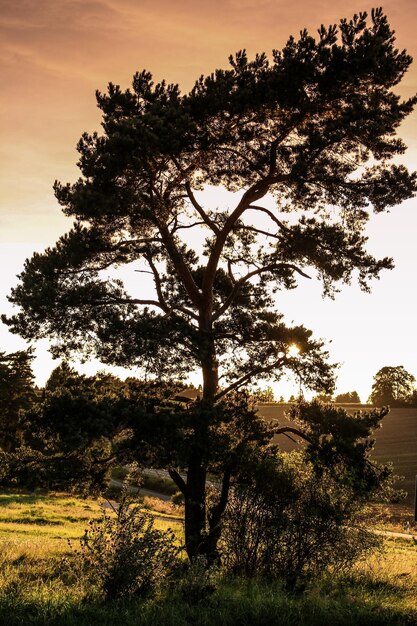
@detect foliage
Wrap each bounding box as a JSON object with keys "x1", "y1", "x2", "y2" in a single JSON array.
[
  {"x1": 0, "y1": 364, "x2": 187, "y2": 493},
  {"x1": 335, "y1": 391, "x2": 361, "y2": 403},
  {"x1": 288, "y1": 400, "x2": 391, "y2": 495},
  {"x1": 3, "y1": 9, "x2": 416, "y2": 558},
  {"x1": 0, "y1": 364, "x2": 121, "y2": 492},
  {"x1": 73, "y1": 486, "x2": 180, "y2": 600},
  {"x1": 369, "y1": 366, "x2": 416, "y2": 407},
  {"x1": 0, "y1": 350, "x2": 36, "y2": 452},
  {"x1": 221, "y1": 451, "x2": 380, "y2": 587}
]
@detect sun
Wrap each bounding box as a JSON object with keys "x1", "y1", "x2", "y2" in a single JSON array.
[{"x1": 287, "y1": 344, "x2": 300, "y2": 357}]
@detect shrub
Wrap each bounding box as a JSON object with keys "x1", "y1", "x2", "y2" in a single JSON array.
[
  {"x1": 221, "y1": 452, "x2": 380, "y2": 588},
  {"x1": 73, "y1": 491, "x2": 180, "y2": 600}
]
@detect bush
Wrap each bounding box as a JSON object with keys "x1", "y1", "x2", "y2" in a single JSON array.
[
  {"x1": 221, "y1": 452, "x2": 380, "y2": 588},
  {"x1": 73, "y1": 491, "x2": 180, "y2": 600}
]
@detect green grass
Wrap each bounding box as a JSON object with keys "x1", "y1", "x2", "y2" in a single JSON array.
[
  {"x1": 0, "y1": 490, "x2": 183, "y2": 545},
  {"x1": 0, "y1": 562, "x2": 416, "y2": 625},
  {"x1": 0, "y1": 489, "x2": 416, "y2": 625}
]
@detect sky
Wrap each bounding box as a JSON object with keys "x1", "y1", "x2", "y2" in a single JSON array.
[{"x1": 1, "y1": 0, "x2": 417, "y2": 400}]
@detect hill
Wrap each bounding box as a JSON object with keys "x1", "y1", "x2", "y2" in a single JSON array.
[{"x1": 258, "y1": 404, "x2": 417, "y2": 508}]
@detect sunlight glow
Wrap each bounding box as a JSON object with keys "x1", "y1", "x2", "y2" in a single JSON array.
[{"x1": 287, "y1": 344, "x2": 300, "y2": 358}]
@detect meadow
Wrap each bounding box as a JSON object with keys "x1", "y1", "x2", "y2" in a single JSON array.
[{"x1": 0, "y1": 490, "x2": 416, "y2": 625}]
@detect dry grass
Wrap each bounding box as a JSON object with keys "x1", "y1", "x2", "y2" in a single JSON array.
[
  {"x1": 142, "y1": 496, "x2": 183, "y2": 517},
  {"x1": 0, "y1": 489, "x2": 416, "y2": 625}
]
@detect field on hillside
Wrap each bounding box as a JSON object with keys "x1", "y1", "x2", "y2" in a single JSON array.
[
  {"x1": 0, "y1": 490, "x2": 416, "y2": 625},
  {"x1": 259, "y1": 404, "x2": 417, "y2": 508}
]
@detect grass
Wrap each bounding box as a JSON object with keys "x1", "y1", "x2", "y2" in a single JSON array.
[
  {"x1": 0, "y1": 490, "x2": 183, "y2": 545},
  {"x1": 0, "y1": 489, "x2": 416, "y2": 625}
]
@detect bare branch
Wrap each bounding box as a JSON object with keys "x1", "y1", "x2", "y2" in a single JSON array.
[
  {"x1": 168, "y1": 468, "x2": 187, "y2": 495},
  {"x1": 274, "y1": 426, "x2": 312, "y2": 444},
  {"x1": 173, "y1": 220, "x2": 207, "y2": 231},
  {"x1": 92, "y1": 297, "x2": 168, "y2": 310},
  {"x1": 203, "y1": 174, "x2": 289, "y2": 301},
  {"x1": 227, "y1": 259, "x2": 237, "y2": 284},
  {"x1": 233, "y1": 224, "x2": 281, "y2": 239},
  {"x1": 246, "y1": 205, "x2": 291, "y2": 233},
  {"x1": 185, "y1": 182, "x2": 220, "y2": 234},
  {"x1": 208, "y1": 468, "x2": 231, "y2": 533},
  {"x1": 144, "y1": 254, "x2": 169, "y2": 309},
  {"x1": 155, "y1": 218, "x2": 202, "y2": 309}
]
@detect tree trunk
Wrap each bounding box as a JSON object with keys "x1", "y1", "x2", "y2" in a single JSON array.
[
  {"x1": 184, "y1": 453, "x2": 207, "y2": 558},
  {"x1": 183, "y1": 324, "x2": 219, "y2": 560}
]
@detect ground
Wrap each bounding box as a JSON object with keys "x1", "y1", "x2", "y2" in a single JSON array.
[{"x1": 0, "y1": 489, "x2": 416, "y2": 625}]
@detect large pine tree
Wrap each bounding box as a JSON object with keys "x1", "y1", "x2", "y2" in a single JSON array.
[{"x1": 3, "y1": 10, "x2": 416, "y2": 557}]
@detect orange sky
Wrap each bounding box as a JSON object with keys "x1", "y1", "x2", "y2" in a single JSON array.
[{"x1": 1, "y1": 1, "x2": 417, "y2": 398}]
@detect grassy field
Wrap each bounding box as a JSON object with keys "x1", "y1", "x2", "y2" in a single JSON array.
[
  {"x1": 0, "y1": 490, "x2": 416, "y2": 625},
  {"x1": 259, "y1": 404, "x2": 417, "y2": 508}
]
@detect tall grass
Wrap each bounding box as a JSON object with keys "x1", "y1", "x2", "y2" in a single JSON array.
[{"x1": 0, "y1": 490, "x2": 416, "y2": 625}]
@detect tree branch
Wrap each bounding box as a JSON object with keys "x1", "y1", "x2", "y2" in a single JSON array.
[
  {"x1": 213, "y1": 263, "x2": 311, "y2": 321},
  {"x1": 233, "y1": 224, "x2": 281, "y2": 239},
  {"x1": 246, "y1": 205, "x2": 291, "y2": 233},
  {"x1": 208, "y1": 468, "x2": 232, "y2": 532},
  {"x1": 144, "y1": 254, "x2": 170, "y2": 311},
  {"x1": 90, "y1": 296, "x2": 168, "y2": 310},
  {"x1": 203, "y1": 175, "x2": 289, "y2": 303},
  {"x1": 155, "y1": 219, "x2": 202, "y2": 309},
  {"x1": 168, "y1": 467, "x2": 187, "y2": 495},
  {"x1": 215, "y1": 357, "x2": 286, "y2": 399},
  {"x1": 185, "y1": 182, "x2": 220, "y2": 234},
  {"x1": 274, "y1": 426, "x2": 312, "y2": 444}
]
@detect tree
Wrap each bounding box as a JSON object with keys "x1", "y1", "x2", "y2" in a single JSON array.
[
  {"x1": 3, "y1": 10, "x2": 416, "y2": 559},
  {"x1": 1, "y1": 364, "x2": 124, "y2": 491},
  {"x1": 369, "y1": 366, "x2": 416, "y2": 406},
  {"x1": 335, "y1": 391, "x2": 361, "y2": 403},
  {"x1": 312, "y1": 393, "x2": 334, "y2": 403},
  {"x1": 0, "y1": 350, "x2": 36, "y2": 452}
]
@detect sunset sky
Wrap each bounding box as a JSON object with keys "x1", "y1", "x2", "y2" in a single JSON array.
[{"x1": 1, "y1": 0, "x2": 417, "y2": 400}]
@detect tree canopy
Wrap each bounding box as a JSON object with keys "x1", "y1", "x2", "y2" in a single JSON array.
[
  {"x1": 369, "y1": 365, "x2": 416, "y2": 406},
  {"x1": 335, "y1": 391, "x2": 361, "y2": 403},
  {"x1": 0, "y1": 350, "x2": 35, "y2": 452},
  {"x1": 2, "y1": 9, "x2": 416, "y2": 559}
]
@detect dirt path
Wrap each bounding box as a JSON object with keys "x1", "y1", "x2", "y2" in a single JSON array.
[
  {"x1": 372, "y1": 528, "x2": 417, "y2": 541},
  {"x1": 109, "y1": 478, "x2": 171, "y2": 501}
]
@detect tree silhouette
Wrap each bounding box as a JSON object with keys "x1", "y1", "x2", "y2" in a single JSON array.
[
  {"x1": 3, "y1": 10, "x2": 416, "y2": 558},
  {"x1": 369, "y1": 366, "x2": 415, "y2": 406},
  {"x1": 0, "y1": 350, "x2": 35, "y2": 452}
]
